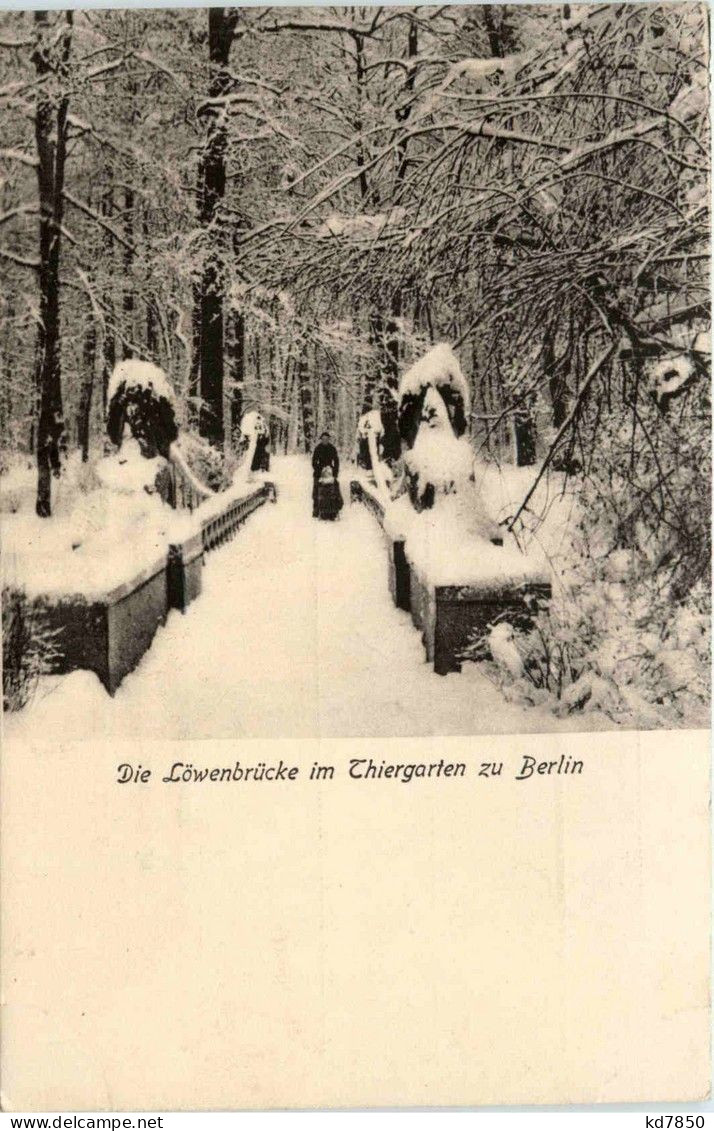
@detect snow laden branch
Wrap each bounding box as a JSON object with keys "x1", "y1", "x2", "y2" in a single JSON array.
[
  {"x1": 63, "y1": 189, "x2": 135, "y2": 252},
  {"x1": 507, "y1": 341, "x2": 619, "y2": 534},
  {"x1": 0, "y1": 246, "x2": 39, "y2": 269},
  {"x1": 0, "y1": 147, "x2": 38, "y2": 167}
]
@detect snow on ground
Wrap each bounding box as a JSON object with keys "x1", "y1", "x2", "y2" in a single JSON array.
[
  {"x1": 403, "y1": 498, "x2": 550, "y2": 588},
  {"x1": 475, "y1": 458, "x2": 578, "y2": 562},
  {"x1": 1, "y1": 445, "x2": 266, "y2": 600},
  {"x1": 0, "y1": 457, "x2": 36, "y2": 514},
  {"x1": 4, "y1": 456, "x2": 611, "y2": 741},
  {"x1": 2, "y1": 444, "x2": 196, "y2": 600},
  {"x1": 380, "y1": 452, "x2": 565, "y2": 589}
]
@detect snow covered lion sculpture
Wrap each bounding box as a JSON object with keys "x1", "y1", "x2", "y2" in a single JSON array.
[
  {"x1": 239, "y1": 410, "x2": 271, "y2": 473},
  {"x1": 105, "y1": 360, "x2": 212, "y2": 504},
  {"x1": 396, "y1": 343, "x2": 502, "y2": 543}
]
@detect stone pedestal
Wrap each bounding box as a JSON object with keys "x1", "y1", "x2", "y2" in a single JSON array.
[
  {"x1": 31, "y1": 481, "x2": 278, "y2": 695},
  {"x1": 409, "y1": 570, "x2": 551, "y2": 676},
  {"x1": 38, "y1": 554, "x2": 169, "y2": 695},
  {"x1": 167, "y1": 531, "x2": 204, "y2": 613}
]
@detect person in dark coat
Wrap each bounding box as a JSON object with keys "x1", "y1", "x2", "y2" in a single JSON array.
[{"x1": 312, "y1": 431, "x2": 340, "y2": 518}]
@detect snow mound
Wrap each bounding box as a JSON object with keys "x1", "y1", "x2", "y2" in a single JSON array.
[
  {"x1": 404, "y1": 427, "x2": 474, "y2": 493},
  {"x1": 95, "y1": 439, "x2": 165, "y2": 494},
  {"x1": 398, "y1": 342, "x2": 470, "y2": 413},
  {"x1": 197, "y1": 473, "x2": 270, "y2": 523},
  {"x1": 488, "y1": 623, "x2": 524, "y2": 679},
  {"x1": 384, "y1": 486, "x2": 544, "y2": 590},
  {"x1": 0, "y1": 459, "x2": 36, "y2": 514},
  {"x1": 2, "y1": 440, "x2": 201, "y2": 601},
  {"x1": 107, "y1": 360, "x2": 175, "y2": 405},
  {"x1": 448, "y1": 54, "x2": 523, "y2": 88},
  {"x1": 317, "y1": 208, "x2": 405, "y2": 239},
  {"x1": 404, "y1": 498, "x2": 548, "y2": 589},
  {"x1": 473, "y1": 459, "x2": 575, "y2": 559},
  {"x1": 3, "y1": 488, "x2": 195, "y2": 601},
  {"x1": 648, "y1": 354, "x2": 694, "y2": 403}
]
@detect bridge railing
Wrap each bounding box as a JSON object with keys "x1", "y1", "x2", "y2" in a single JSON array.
[{"x1": 199, "y1": 479, "x2": 276, "y2": 552}]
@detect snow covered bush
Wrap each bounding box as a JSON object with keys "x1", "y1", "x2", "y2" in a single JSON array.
[
  {"x1": 2, "y1": 587, "x2": 61, "y2": 712},
  {"x1": 479, "y1": 566, "x2": 710, "y2": 729},
  {"x1": 467, "y1": 373, "x2": 711, "y2": 729}
]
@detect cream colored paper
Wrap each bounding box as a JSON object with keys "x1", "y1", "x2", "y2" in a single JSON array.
[{"x1": 2, "y1": 727, "x2": 709, "y2": 1110}]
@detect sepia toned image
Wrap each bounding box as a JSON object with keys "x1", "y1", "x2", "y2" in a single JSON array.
[
  {"x1": 0, "y1": 2, "x2": 711, "y2": 1113},
  {"x1": 1, "y1": 1, "x2": 710, "y2": 742}
]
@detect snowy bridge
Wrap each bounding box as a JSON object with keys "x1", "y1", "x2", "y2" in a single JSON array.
[{"x1": 8, "y1": 458, "x2": 580, "y2": 742}]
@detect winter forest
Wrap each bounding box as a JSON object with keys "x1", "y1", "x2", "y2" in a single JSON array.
[{"x1": 1, "y1": 2, "x2": 710, "y2": 734}]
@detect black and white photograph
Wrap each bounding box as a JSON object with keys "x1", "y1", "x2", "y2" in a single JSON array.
[
  {"x1": 1, "y1": 1, "x2": 709, "y2": 741},
  {"x1": 1, "y1": 2, "x2": 711, "y2": 1113}
]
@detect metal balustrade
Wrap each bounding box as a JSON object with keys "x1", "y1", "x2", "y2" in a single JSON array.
[{"x1": 200, "y1": 481, "x2": 276, "y2": 553}]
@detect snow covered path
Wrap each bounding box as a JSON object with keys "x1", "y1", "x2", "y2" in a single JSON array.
[{"x1": 7, "y1": 457, "x2": 603, "y2": 741}]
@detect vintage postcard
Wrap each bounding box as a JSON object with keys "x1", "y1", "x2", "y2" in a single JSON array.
[{"x1": 1, "y1": 0, "x2": 710, "y2": 1111}]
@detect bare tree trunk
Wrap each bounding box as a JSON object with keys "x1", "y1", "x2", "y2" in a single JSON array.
[
  {"x1": 268, "y1": 320, "x2": 280, "y2": 449},
  {"x1": 197, "y1": 8, "x2": 238, "y2": 450},
  {"x1": 482, "y1": 4, "x2": 517, "y2": 57},
  {"x1": 546, "y1": 323, "x2": 569, "y2": 430},
  {"x1": 362, "y1": 312, "x2": 382, "y2": 413},
  {"x1": 189, "y1": 278, "x2": 201, "y2": 426},
  {"x1": 228, "y1": 309, "x2": 245, "y2": 443},
  {"x1": 101, "y1": 182, "x2": 115, "y2": 415},
  {"x1": 189, "y1": 161, "x2": 203, "y2": 427},
  {"x1": 297, "y1": 349, "x2": 313, "y2": 452},
  {"x1": 77, "y1": 319, "x2": 95, "y2": 462},
  {"x1": 141, "y1": 208, "x2": 158, "y2": 357},
  {"x1": 146, "y1": 301, "x2": 158, "y2": 356},
  {"x1": 0, "y1": 298, "x2": 14, "y2": 455},
  {"x1": 384, "y1": 293, "x2": 401, "y2": 387},
  {"x1": 280, "y1": 357, "x2": 295, "y2": 453},
  {"x1": 122, "y1": 184, "x2": 135, "y2": 357},
  {"x1": 381, "y1": 16, "x2": 419, "y2": 455},
  {"x1": 514, "y1": 411, "x2": 538, "y2": 466},
  {"x1": 394, "y1": 16, "x2": 418, "y2": 192},
  {"x1": 32, "y1": 10, "x2": 72, "y2": 517},
  {"x1": 352, "y1": 30, "x2": 373, "y2": 207}
]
